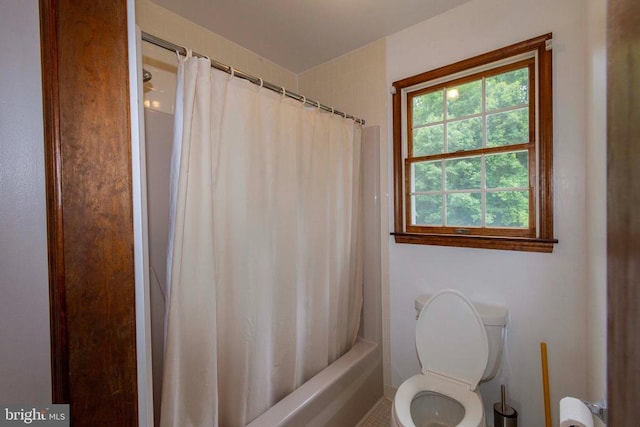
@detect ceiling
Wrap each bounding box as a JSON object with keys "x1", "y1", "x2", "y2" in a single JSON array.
[{"x1": 151, "y1": 0, "x2": 471, "y2": 73}]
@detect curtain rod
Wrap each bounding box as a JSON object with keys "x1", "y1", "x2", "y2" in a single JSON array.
[{"x1": 141, "y1": 31, "x2": 365, "y2": 125}]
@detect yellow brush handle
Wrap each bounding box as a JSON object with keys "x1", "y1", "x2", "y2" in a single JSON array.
[{"x1": 541, "y1": 342, "x2": 552, "y2": 427}]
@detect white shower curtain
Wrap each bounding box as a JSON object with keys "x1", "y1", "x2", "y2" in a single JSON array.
[{"x1": 160, "y1": 53, "x2": 363, "y2": 427}]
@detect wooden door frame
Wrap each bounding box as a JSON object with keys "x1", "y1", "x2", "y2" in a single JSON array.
[
  {"x1": 607, "y1": 0, "x2": 640, "y2": 424},
  {"x1": 39, "y1": 0, "x2": 139, "y2": 425}
]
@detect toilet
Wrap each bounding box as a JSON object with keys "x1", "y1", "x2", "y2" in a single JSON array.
[{"x1": 391, "y1": 290, "x2": 507, "y2": 427}]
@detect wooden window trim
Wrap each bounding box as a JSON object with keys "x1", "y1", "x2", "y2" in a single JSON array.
[{"x1": 392, "y1": 34, "x2": 557, "y2": 253}]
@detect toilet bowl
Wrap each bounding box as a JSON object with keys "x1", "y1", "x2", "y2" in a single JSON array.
[
  {"x1": 392, "y1": 373, "x2": 484, "y2": 427},
  {"x1": 391, "y1": 290, "x2": 507, "y2": 427}
]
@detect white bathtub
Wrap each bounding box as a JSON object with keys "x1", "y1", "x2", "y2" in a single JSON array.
[{"x1": 247, "y1": 338, "x2": 383, "y2": 427}]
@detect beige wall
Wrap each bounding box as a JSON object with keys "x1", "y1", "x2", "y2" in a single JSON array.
[
  {"x1": 0, "y1": 0, "x2": 52, "y2": 404},
  {"x1": 136, "y1": 0, "x2": 298, "y2": 115},
  {"x1": 298, "y1": 39, "x2": 387, "y2": 128}
]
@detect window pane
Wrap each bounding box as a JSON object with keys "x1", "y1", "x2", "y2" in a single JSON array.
[
  {"x1": 447, "y1": 117, "x2": 482, "y2": 152},
  {"x1": 445, "y1": 156, "x2": 481, "y2": 190},
  {"x1": 447, "y1": 80, "x2": 481, "y2": 119},
  {"x1": 486, "y1": 191, "x2": 529, "y2": 228},
  {"x1": 412, "y1": 161, "x2": 442, "y2": 192},
  {"x1": 486, "y1": 151, "x2": 529, "y2": 188},
  {"x1": 486, "y1": 67, "x2": 529, "y2": 111},
  {"x1": 412, "y1": 195, "x2": 443, "y2": 225},
  {"x1": 412, "y1": 91, "x2": 443, "y2": 126},
  {"x1": 413, "y1": 124, "x2": 444, "y2": 156},
  {"x1": 487, "y1": 107, "x2": 529, "y2": 147},
  {"x1": 446, "y1": 193, "x2": 481, "y2": 226}
]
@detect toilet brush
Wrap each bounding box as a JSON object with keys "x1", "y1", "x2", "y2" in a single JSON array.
[{"x1": 494, "y1": 384, "x2": 517, "y2": 427}]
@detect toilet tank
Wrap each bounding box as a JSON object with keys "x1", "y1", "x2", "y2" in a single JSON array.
[{"x1": 415, "y1": 294, "x2": 507, "y2": 382}]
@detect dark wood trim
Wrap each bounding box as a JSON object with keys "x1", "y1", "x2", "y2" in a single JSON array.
[
  {"x1": 392, "y1": 33, "x2": 552, "y2": 90},
  {"x1": 405, "y1": 223, "x2": 534, "y2": 238},
  {"x1": 392, "y1": 232, "x2": 557, "y2": 253},
  {"x1": 607, "y1": 0, "x2": 640, "y2": 423},
  {"x1": 39, "y1": 0, "x2": 69, "y2": 404},
  {"x1": 404, "y1": 150, "x2": 412, "y2": 232},
  {"x1": 393, "y1": 90, "x2": 404, "y2": 232},
  {"x1": 538, "y1": 41, "x2": 554, "y2": 240},
  {"x1": 392, "y1": 34, "x2": 556, "y2": 252},
  {"x1": 406, "y1": 142, "x2": 532, "y2": 163},
  {"x1": 407, "y1": 58, "x2": 534, "y2": 101},
  {"x1": 527, "y1": 61, "x2": 536, "y2": 232},
  {"x1": 39, "y1": 0, "x2": 139, "y2": 425}
]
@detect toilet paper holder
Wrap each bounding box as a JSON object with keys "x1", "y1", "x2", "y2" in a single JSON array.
[{"x1": 580, "y1": 398, "x2": 607, "y2": 424}]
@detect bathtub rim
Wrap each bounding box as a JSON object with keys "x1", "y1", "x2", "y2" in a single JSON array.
[{"x1": 246, "y1": 338, "x2": 380, "y2": 427}]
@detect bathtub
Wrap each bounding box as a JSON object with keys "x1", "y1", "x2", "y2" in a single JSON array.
[{"x1": 247, "y1": 338, "x2": 383, "y2": 427}]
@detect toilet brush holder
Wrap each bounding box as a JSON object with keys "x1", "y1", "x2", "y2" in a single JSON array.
[
  {"x1": 493, "y1": 402, "x2": 517, "y2": 427},
  {"x1": 494, "y1": 384, "x2": 518, "y2": 427}
]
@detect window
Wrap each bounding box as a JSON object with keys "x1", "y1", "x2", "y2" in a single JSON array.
[{"x1": 392, "y1": 34, "x2": 557, "y2": 252}]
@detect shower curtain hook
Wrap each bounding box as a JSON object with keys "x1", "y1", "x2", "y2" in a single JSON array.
[
  {"x1": 258, "y1": 78, "x2": 264, "y2": 89},
  {"x1": 301, "y1": 95, "x2": 306, "y2": 107},
  {"x1": 281, "y1": 87, "x2": 286, "y2": 99},
  {"x1": 316, "y1": 100, "x2": 321, "y2": 111},
  {"x1": 331, "y1": 107, "x2": 335, "y2": 114},
  {"x1": 228, "y1": 66, "x2": 235, "y2": 80},
  {"x1": 176, "y1": 47, "x2": 190, "y2": 60}
]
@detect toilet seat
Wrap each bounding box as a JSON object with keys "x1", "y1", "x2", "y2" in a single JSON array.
[
  {"x1": 416, "y1": 290, "x2": 489, "y2": 390},
  {"x1": 393, "y1": 373, "x2": 484, "y2": 427}
]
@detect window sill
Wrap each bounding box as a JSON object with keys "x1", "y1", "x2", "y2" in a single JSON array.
[{"x1": 391, "y1": 232, "x2": 558, "y2": 253}]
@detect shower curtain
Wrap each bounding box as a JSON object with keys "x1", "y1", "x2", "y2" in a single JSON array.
[{"x1": 160, "y1": 53, "x2": 363, "y2": 427}]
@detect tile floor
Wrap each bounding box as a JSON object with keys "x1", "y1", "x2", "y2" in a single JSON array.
[{"x1": 356, "y1": 397, "x2": 392, "y2": 427}]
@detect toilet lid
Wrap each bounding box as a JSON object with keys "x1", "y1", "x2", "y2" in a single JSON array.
[{"x1": 416, "y1": 290, "x2": 489, "y2": 390}]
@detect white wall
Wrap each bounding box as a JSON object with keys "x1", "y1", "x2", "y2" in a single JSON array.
[
  {"x1": 585, "y1": 0, "x2": 607, "y2": 425},
  {"x1": 0, "y1": 0, "x2": 51, "y2": 404},
  {"x1": 386, "y1": 1, "x2": 590, "y2": 426}
]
